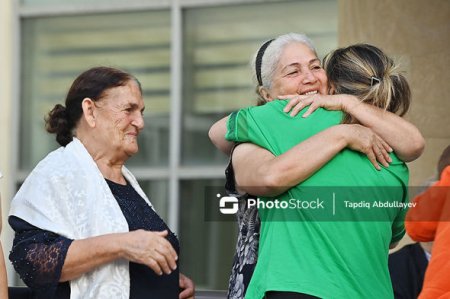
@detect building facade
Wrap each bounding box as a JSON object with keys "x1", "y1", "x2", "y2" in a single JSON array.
[{"x1": 0, "y1": 0, "x2": 449, "y2": 291}]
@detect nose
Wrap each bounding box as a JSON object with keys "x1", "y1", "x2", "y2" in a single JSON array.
[
  {"x1": 302, "y1": 69, "x2": 317, "y2": 84},
  {"x1": 133, "y1": 112, "x2": 145, "y2": 130}
]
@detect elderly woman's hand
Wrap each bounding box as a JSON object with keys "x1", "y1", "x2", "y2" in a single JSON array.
[
  {"x1": 121, "y1": 229, "x2": 178, "y2": 275},
  {"x1": 340, "y1": 124, "x2": 392, "y2": 170},
  {"x1": 179, "y1": 273, "x2": 195, "y2": 299},
  {"x1": 280, "y1": 94, "x2": 358, "y2": 117}
]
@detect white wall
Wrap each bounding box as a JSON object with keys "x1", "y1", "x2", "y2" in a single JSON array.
[{"x1": 0, "y1": 0, "x2": 16, "y2": 284}]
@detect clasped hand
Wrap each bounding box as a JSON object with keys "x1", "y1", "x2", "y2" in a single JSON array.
[{"x1": 280, "y1": 93, "x2": 393, "y2": 170}]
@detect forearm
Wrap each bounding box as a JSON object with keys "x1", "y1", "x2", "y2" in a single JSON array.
[
  {"x1": 234, "y1": 125, "x2": 349, "y2": 196},
  {"x1": 344, "y1": 95, "x2": 424, "y2": 161},
  {"x1": 208, "y1": 115, "x2": 234, "y2": 155},
  {"x1": 61, "y1": 233, "x2": 124, "y2": 282},
  {"x1": 62, "y1": 229, "x2": 177, "y2": 281}
]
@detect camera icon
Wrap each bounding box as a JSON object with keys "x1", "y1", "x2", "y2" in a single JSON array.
[{"x1": 219, "y1": 196, "x2": 239, "y2": 215}]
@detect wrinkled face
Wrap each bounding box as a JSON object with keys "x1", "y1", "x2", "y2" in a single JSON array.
[
  {"x1": 94, "y1": 80, "x2": 145, "y2": 160},
  {"x1": 265, "y1": 42, "x2": 328, "y2": 101}
]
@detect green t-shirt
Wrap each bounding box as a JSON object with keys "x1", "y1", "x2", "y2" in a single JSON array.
[{"x1": 225, "y1": 100, "x2": 409, "y2": 299}]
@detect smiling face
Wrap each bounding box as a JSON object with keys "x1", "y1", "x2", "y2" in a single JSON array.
[
  {"x1": 93, "y1": 80, "x2": 145, "y2": 161},
  {"x1": 263, "y1": 42, "x2": 328, "y2": 101}
]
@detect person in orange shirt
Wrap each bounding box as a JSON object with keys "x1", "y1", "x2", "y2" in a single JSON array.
[{"x1": 406, "y1": 145, "x2": 450, "y2": 299}]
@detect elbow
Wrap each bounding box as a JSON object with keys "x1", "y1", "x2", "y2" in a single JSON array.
[
  {"x1": 257, "y1": 162, "x2": 302, "y2": 197},
  {"x1": 263, "y1": 173, "x2": 283, "y2": 191},
  {"x1": 208, "y1": 125, "x2": 232, "y2": 155},
  {"x1": 235, "y1": 172, "x2": 285, "y2": 197},
  {"x1": 208, "y1": 125, "x2": 214, "y2": 143},
  {"x1": 405, "y1": 221, "x2": 435, "y2": 242},
  {"x1": 399, "y1": 134, "x2": 425, "y2": 162},
  {"x1": 59, "y1": 272, "x2": 71, "y2": 283},
  {"x1": 410, "y1": 135, "x2": 426, "y2": 160},
  {"x1": 207, "y1": 125, "x2": 217, "y2": 144},
  {"x1": 259, "y1": 173, "x2": 289, "y2": 197}
]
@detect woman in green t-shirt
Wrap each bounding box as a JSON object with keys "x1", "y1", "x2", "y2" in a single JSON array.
[{"x1": 209, "y1": 33, "x2": 424, "y2": 299}]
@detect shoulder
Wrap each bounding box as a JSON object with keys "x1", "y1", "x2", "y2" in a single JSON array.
[
  {"x1": 440, "y1": 166, "x2": 450, "y2": 185},
  {"x1": 29, "y1": 147, "x2": 64, "y2": 174},
  {"x1": 19, "y1": 145, "x2": 82, "y2": 195}
]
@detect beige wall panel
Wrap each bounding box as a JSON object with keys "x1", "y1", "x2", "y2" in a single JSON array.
[
  {"x1": 408, "y1": 137, "x2": 450, "y2": 185},
  {"x1": 339, "y1": 0, "x2": 449, "y2": 53},
  {"x1": 339, "y1": 0, "x2": 450, "y2": 184},
  {"x1": 0, "y1": 0, "x2": 14, "y2": 284},
  {"x1": 407, "y1": 51, "x2": 450, "y2": 139}
]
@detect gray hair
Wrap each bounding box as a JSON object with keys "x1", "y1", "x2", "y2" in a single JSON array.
[{"x1": 251, "y1": 33, "x2": 317, "y2": 105}]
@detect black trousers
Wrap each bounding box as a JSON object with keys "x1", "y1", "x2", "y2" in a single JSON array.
[
  {"x1": 8, "y1": 287, "x2": 34, "y2": 299},
  {"x1": 265, "y1": 291, "x2": 321, "y2": 299}
]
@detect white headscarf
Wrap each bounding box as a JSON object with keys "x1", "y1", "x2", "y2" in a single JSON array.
[{"x1": 10, "y1": 138, "x2": 153, "y2": 299}]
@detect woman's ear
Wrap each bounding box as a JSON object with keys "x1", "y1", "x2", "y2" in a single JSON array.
[
  {"x1": 328, "y1": 84, "x2": 336, "y2": 95},
  {"x1": 81, "y1": 98, "x2": 96, "y2": 128},
  {"x1": 258, "y1": 86, "x2": 274, "y2": 102}
]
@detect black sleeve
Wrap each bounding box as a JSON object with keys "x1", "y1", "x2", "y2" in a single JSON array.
[
  {"x1": 225, "y1": 143, "x2": 247, "y2": 197},
  {"x1": 8, "y1": 216, "x2": 73, "y2": 298}
]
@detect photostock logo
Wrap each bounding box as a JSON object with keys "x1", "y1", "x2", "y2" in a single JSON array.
[{"x1": 218, "y1": 194, "x2": 238, "y2": 215}]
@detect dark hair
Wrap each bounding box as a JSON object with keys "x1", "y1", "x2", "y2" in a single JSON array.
[
  {"x1": 45, "y1": 66, "x2": 142, "y2": 146},
  {"x1": 437, "y1": 145, "x2": 450, "y2": 177},
  {"x1": 323, "y1": 44, "x2": 411, "y2": 124}
]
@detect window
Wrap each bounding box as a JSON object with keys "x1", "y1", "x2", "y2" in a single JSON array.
[
  {"x1": 20, "y1": 10, "x2": 171, "y2": 170},
  {"x1": 17, "y1": 0, "x2": 337, "y2": 290},
  {"x1": 181, "y1": 1, "x2": 337, "y2": 166}
]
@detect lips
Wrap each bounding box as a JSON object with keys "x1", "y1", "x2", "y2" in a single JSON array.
[{"x1": 126, "y1": 131, "x2": 138, "y2": 137}]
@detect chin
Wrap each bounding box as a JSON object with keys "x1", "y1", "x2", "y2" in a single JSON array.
[
  {"x1": 127, "y1": 147, "x2": 139, "y2": 155},
  {"x1": 124, "y1": 144, "x2": 139, "y2": 156}
]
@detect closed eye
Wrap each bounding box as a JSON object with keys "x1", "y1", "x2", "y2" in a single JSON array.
[{"x1": 286, "y1": 70, "x2": 299, "y2": 76}]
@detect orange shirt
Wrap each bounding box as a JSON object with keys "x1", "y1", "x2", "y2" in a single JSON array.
[{"x1": 406, "y1": 166, "x2": 450, "y2": 299}]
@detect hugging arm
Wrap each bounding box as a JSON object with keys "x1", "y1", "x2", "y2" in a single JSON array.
[
  {"x1": 208, "y1": 116, "x2": 233, "y2": 155},
  {"x1": 283, "y1": 94, "x2": 425, "y2": 162},
  {"x1": 229, "y1": 123, "x2": 390, "y2": 196},
  {"x1": 342, "y1": 95, "x2": 424, "y2": 161}
]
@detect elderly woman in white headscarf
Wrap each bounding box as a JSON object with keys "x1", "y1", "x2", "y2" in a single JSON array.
[{"x1": 9, "y1": 67, "x2": 194, "y2": 299}]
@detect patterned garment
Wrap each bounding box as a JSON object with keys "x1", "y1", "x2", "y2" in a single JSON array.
[{"x1": 225, "y1": 146, "x2": 260, "y2": 299}]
